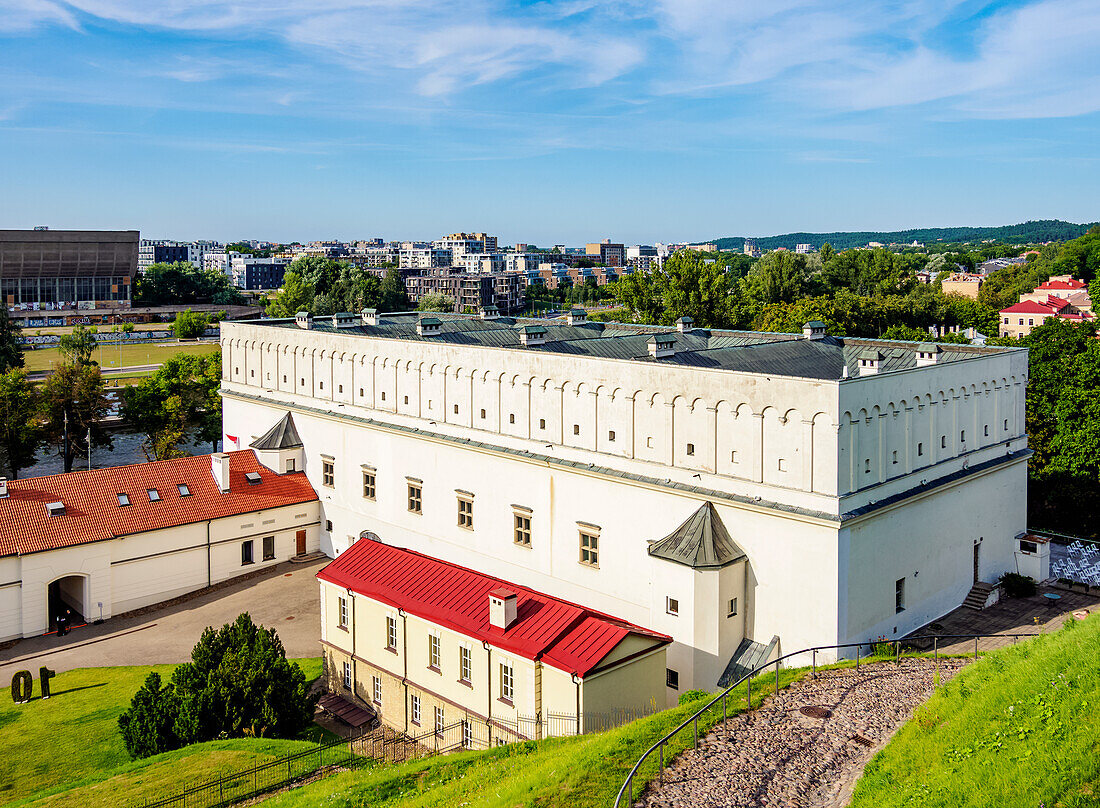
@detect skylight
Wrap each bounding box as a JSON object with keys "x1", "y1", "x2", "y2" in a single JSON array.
[
  {"x1": 117, "y1": 492, "x2": 131, "y2": 507},
  {"x1": 148, "y1": 489, "x2": 160, "y2": 502},
  {"x1": 245, "y1": 472, "x2": 262, "y2": 486},
  {"x1": 177, "y1": 484, "x2": 191, "y2": 497}
]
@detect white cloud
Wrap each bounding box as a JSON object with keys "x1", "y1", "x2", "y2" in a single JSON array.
[{"x1": 0, "y1": 0, "x2": 77, "y2": 31}]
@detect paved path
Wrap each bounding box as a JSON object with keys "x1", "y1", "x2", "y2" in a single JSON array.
[
  {"x1": 0, "y1": 558, "x2": 325, "y2": 677},
  {"x1": 635, "y1": 657, "x2": 968, "y2": 808}
]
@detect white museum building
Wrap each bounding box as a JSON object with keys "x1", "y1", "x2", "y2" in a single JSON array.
[
  {"x1": 220, "y1": 310, "x2": 1030, "y2": 699},
  {"x1": 0, "y1": 446, "x2": 319, "y2": 642}
]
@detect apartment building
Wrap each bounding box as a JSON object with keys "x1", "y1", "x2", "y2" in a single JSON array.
[
  {"x1": 138, "y1": 240, "x2": 223, "y2": 271},
  {"x1": 400, "y1": 247, "x2": 452, "y2": 270},
  {"x1": 585, "y1": 240, "x2": 625, "y2": 267}
]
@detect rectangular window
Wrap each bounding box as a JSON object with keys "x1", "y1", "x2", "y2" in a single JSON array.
[
  {"x1": 892, "y1": 450, "x2": 898, "y2": 465},
  {"x1": 514, "y1": 513, "x2": 531, "y2": 546},
  {"x1": 408, "y1": 483, "x2": 422, "y2": 514},
  {"x1": 241, "y1": 540, "x2": 254, "y2": 565},
  {"x1": 728, "y1": 597, "x2": 738, "y2": 617},
  {"x1": 262, "y1": 535, "x2": 275, "y2": 561},
  {"x1": 917, "y1": 442, "x2": 923, "y2": 456},
  {"x1": 411, "y1": 694, "x2": 421, "y2": 725},
  {"x1": 117, "y1": 492, "x2": 131, "y2": 506},
  {"x1": 608, "y1": 430, "x2": 615, "y2": 442},
  {"x1": 428, "y1": 634, "x2": 441, "y2": 670},
  {"x1": 386, "y1": 616, "x2": 398, "y2": 650},
  {"x1": 460, "y1": 646, "x2": 472, "y2": 683},
  {"x1": 286, "y1": 459, "x2": 295, "y2": 472},
  {"x1": 338, "y1": 597, "x2": 349, "y2": 629},
  {"x1": 731, "y1": 450, "x2": 738, "y2": 462},
  {"x1": 686, "y1": 443, "x2": 694, "y2": 456},
  {"x1": 573, "y1": 424, "x2": 580, "y2": 435},
  {"x1": 1004, "y1": 419, "x2": 1009, "y2": 430},
  {"x1": 454, "y1": 404, "x2": 459, "y2": 414},
  {"x1": 579, "y1": 531, "x2": 599, "y2": 568},
  {"x1": 509, "y1": 413, "x2": 515, "y2": 424},
  {"x1": 1020, "y1": 540, "x2": 1038, "y2": 554},
  {"x1": 362, "y1": 471, "x2": 376, "y2": 500},
  {"x1": 895, "y1": 577, "x2": 906, "y2": 614},
  {"x1": 372, "y1": 676, "x2": 382, "y2": 705},
  {"x1": 462, "y1": 720, "x2": 472, "y2": 749},
  {"x1": 147, "y1": 488, "x2": 160, "y2": 501},
  {"x1": 984, "y1": 425, "x2": 989, "y2": 437},
  {"x1": 342, "y1": 661, "x2": 352, "y2": 689},
  {"x1": 500, "y1": 662, "x2": 514, "y2": 702},
  {"x1": 434, "y1": 706, "x2": 444, "y2": 736},
  {"x1": 177, "y1": 483, "x2": 191, "y2": 497},
  {"x1": 539, "y1": 418, "x2": 546, "y2": 430},
  {"x1": 481, "y1": 409, "x2": 487, "y2": 419},
  {"x1": 666, "y1": 596, "x2": 679, "y2": 616},
  {"x1": 960, "y1": 430, "x2": 966, "y2": 442},
  {"x1": 666, "y1": 668, "x2": 679, "y2": 690},
  {"x1": 941, "y1": 435, "x2": 947, "y2": 449},
  {"x1": 322, "y1": 459, "x2": 335, "y2": 488},
  {"x1": 404, "y1": 395, "x2": 409, "y2": 404},
  {"x1": 457, "y1": 497, "x2": 474, "y2": 529}
]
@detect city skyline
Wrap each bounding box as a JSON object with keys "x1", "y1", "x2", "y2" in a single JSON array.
[{"x1": 1, "y1": 0, "x2": 1097, "y2": 243}]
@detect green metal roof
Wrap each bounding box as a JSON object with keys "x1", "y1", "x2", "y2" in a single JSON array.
[{"x1": 647, "y1": 501, "x2": 747, "y2": 570}]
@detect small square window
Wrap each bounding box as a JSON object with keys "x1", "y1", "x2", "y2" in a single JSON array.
[
  {"x1": 177, "y1": 484, "x2": 191, "y2": 497},
  {"x1": 322, "y1": 459, "x2": 335, "y2": 487},
  {"x1": 514, "y1": 513, "x2": 531, "y2": 546},
  {"x1": 777, "y1": 458, "x2": 786, "y2": 471},
  {"x1": 666, "y1": 668, "x2": 679, "y2": 690},
  {"x1": 147, "y1": 488, "x2": 160, "y2": 502},
  {"x1": 666, "y1": 596, "x2": 679, "y2": 616},
  {"x1": 457, "y1": 497, "x2": 474, "y2": 529},
  {"x1": 325, "y1": 519, "x2": 333, "y2": 531},
  {"x1": 408, "y1": 484, "x2": 422, "y2": 514},
  {"x1": 262, "y1": 535, "x2": 275, "y2": 561},
  {"x1": 608, "y1": 430, "x2": 616, "y2": 442},
  {"x1": 646, "y1": 436, "x2": 654, "y2": 448},
  {"x1": 579, "y1": 531, "x2": 599, "y2": 568},
  {"x1": 117, "y1": 492, "x2": 131, "y2": 506},
  {"x1": 363, "y1": 471, "x2": 376, "y2": 500},
  {"x1": 727, "y1": 597, "x2": 738, "y2": 617},
  {"x1": 286, "y1": 459, "x2": 295, "y2": 472},
  {"x1": 1020, "y1": 540, "x2": 1038, "y2": 554},
  {"x1": 686, "y1": 443, "x2": 694, "y2": 456}
]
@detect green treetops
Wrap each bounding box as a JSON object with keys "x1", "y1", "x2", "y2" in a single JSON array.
[
  {"x1": 0, "y1": 368, "x2": 41, "y2": 479},
  {"x1": 170, "y1": 309, "x2": 211, "y2": 340},
  {"x1": 417, "y1": 293, "x2": 455, "y2": 313},
  {"x1": 0, "y1": 306, "x2": 23, "y2": 372},
  {"x1": 121, "y1": 351, "x2": 222, "y2": 460},
  {"x1": 58, "y1": 325, "x2": 98, "y2": 367}
]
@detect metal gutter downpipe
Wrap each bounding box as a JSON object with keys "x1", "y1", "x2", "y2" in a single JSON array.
[
  {"x1": 400, "y1": 609, "x2": 408, "y2": 733},
  {"x1": 572, "y1": 674, "x2": 581, "y2": 736},
  {"x1": 483, "y1": 641, "x2": 493, "y2": 745}
]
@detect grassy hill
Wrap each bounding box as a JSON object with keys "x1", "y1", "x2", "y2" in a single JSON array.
[
  {"x1": 850, "y1": 615, "x2": 1100, "y2": 808},
  {"x1": 0, "y1": 659, "x2": 323, "y2": 807},
  {"x1": 711, "y1": 220, "x2": 1097, "y2": 252}
]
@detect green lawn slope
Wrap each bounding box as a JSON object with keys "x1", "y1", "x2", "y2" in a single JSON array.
[
  {"x1": 851, "y1": 615, "x2": 1100, "y2": 808},
  {"x1": 0, "y1": 659, "x2": 322, "y2": 807}
]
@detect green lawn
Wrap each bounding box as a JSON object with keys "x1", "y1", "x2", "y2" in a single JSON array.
[
  {"x1": 22, "y1": 341, "x2": 220, "y2": 373},
  {"x1": 851, "y1": 615, "x2": 1100, "y2": 808},
  {"x1": 0, "y1": 659, "x2": 323, "y2": 807}
]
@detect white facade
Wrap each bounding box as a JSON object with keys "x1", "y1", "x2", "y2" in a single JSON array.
[
  {"x1": 220, "y1": 315, "x2": 1029, "y2": 697},
  {"x1": 400, "y1": 247, "x2": 452, "y2": 269}
]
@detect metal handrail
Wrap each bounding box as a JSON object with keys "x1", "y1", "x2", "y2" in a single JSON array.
[{"x1": 612, "y1": 630, "x2": 1040, "y2": 807}]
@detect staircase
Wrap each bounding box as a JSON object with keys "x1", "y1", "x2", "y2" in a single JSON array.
[{"x1": 962, "y1": 581, "x2": 994, "y2": 610}]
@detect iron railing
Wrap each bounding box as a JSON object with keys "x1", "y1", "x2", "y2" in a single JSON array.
[
  {"x1": 613, "y1": 631, "x2": 1041, "y2": 808},
  {"x1": 139, "y1": 721, "x2": 467, "y2": 808}
]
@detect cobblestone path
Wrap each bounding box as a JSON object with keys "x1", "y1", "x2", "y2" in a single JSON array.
[{"x1": 636, "y1": 657, "x2": 968, "y2": 808}]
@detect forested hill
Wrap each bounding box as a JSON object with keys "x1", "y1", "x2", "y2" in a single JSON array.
[{"x1": 711, "y1": 220, "x2": 1097, "y2": 252}]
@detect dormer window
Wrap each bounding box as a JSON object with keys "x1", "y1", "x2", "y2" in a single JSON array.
[
  {"x1": 177, "y1": 484, "x2": 191, "y2": 497},
  {"x1": 148, "y1": 489, "x2": 161, "y2": 502},
  {"x1": 45, "y1": 501, "x2": 66, "y2": 517},
  {"x1": 117, "y1": 492, "x2": 131, "y2": 507},
  {"x1": 245, "y1": 472, "x2": 262, "y2": 486}
]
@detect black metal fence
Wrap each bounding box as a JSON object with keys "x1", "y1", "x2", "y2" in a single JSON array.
[{"x1": 138, "y1": 722, "x2": 467, "y2": 808}]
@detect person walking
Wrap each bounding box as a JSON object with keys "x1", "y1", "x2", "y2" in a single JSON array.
[{"x1": 56, "y1": 608, "x2": 70, "y2": 637}]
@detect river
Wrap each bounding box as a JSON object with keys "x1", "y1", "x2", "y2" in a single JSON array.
[{"x1": 21, "y1": 429, "x2": 218, "y2": 479}]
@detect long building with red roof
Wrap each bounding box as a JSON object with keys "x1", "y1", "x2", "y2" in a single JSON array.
[
  {"x1": 317, "y1": 537, "x2": 671, "y2": 744},
  {"x1": 0, "y1": 447, "x2": 319, "y2": 641}
]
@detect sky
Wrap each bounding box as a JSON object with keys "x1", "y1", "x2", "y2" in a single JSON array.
[{"x1": 0, "y1": 0, "x2": 1097, "y2": 245}]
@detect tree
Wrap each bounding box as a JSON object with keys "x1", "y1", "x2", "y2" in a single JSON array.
[
  {"x1": 134, "y1": 261, "x2": 243, "y2": 306},
  {"x1": 379, "y1": 268, "x2": 408, "y2": 311},
  {"x1": 744, "y1": 251, "x2": 811, "y2": 304},
  {"x1": 0, "y1": 369, "x2": 41, "y2": 478},
  {"x1": 118, "y1": 673, "x2": 181, "y2": 759},
  {"x1": 39, "y1": 361, "x2": 112, "y2": 473},
  {"x1": 819, "y1": 243, "x2": 835, "y2": 264},
  {"x1": 655, "y1": 251, "x2": 742, "y2": 328},
  {"x1": 0, "y1": 306, "x2": 23, "y2": 371},
  {"x1": 417, "y1": 293, "x2": 455, "y2": 313},
  {"x1": 58, "y1": 325, "x2": 98, "y2": 367},
  {"x1": 171, "y1": 309, "x2": 210, "y2": 340},
  {"x1": 265, "y1": 270, "x2": 315, "y2": 318},
  {"x1": 121, "y1": 352, "x2": 222, "y2": 459}
]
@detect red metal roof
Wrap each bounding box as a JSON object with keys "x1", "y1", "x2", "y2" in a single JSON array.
[
  {"x1": 317, "y1": 539, "x2": 671, "y2": 677},
  {"x1": 1000, "y1": 298, "x2": 1067, "y2": 315},
  {"x1": 0, "y1": 451, "x2": 318, "y2": 558},
  {"x1": 1035, "y1": 278, "x2": 1085, "y2": 291}
]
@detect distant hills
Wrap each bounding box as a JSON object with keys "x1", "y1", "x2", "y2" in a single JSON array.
[{"x1": 710, "y1": 220, "x2": 1097, "y2": 252}]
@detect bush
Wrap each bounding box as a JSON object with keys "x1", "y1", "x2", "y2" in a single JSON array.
[
  {"x1": 117, "y1": 613, "x2": 318, "y2": 759},
  {"x1": 999, "y1": 572, "x2": 1037, "y2": 598},
  {"x1": 171, "y1": 309, "x2": 210, "y2": 339},
  {"x1": 118, "y1": 672, "x2": 181, "y2": 758},
  {"x1": 678, "y1": 689, "x2": 710, "y2": 705}
]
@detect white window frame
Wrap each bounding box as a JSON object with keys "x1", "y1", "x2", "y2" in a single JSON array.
[
  {"x1": 338, "y1": 596, "x2": 349, "y2": 629},
  {"x1": 500, "y1": 661, "x2": 514, "y2": 702},
  {"x1": 666, "y1": 596, "x2": 679, "y2": 616},
  {"x1": 386, "y1": 615, "x2": 398, "y2": 650},
  {"x1": 342, "y1": 661, "x2": 352, "y2": 689},
  {"x1": 459, "y1": 645, "x2": 472, "y2": 683},
  {"x1": 428, "y1": 633, "x2": 441, "y2": 670},
  {"x1": 372, "y1": 675, "x2": 382, "y2": 705}
]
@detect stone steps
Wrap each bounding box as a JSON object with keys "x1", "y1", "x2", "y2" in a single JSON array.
[{"x1": 962, "y1": 581, "x2": 994, "y2": 611}]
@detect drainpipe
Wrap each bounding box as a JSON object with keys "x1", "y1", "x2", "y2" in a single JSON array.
[
  {"x1": 348, "y1": 588, "x2": 358, "y2": 702},
  {"x1": 572, "y1": 674, "x2": 582, "y2": 736},
  {"x1": 483, "y1": 640, "x2": 493, "y2": 743},
  {"x1": 400, "y1": 609, "x2": 409, "y2": 733},
  {"x1": 206, "y1": 520, "x2": 212, "y2": 588}
]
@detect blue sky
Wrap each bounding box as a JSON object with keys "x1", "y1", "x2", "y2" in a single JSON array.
[{"x1": 0, "y1": 0, "x2": 1097, "y2": 245}]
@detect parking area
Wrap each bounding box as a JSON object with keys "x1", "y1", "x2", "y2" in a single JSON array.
[{"x1": 0, "y1": 558, "x2": 325, "y2": 678}]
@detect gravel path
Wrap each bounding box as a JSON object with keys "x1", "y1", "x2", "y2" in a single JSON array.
[{"x1": 636, "y1": 657, "x2": 968, "y2": 808}]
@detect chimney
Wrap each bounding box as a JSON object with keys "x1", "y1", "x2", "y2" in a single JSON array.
[
  {"x1": 489, "y1": 588, "x2": 518, "y2": 630},
  {"x1": 647, "y1": 334, "x2": 676, "y2": 359},
  {"x1": 566, "y1": 308, "x2": 587, "y2": 326},
  {"x1": 332, "y1": 312, "x2": 357, "y2": 329},
  {"x1": 857, "y1": 349, "x2": 882, "y2": 375},
  {"x1": 211, "y1": 452, "x2": 231, "y2": 492},
  {"x1": 416, "y1": 316, "x2": 442, "y2": 337},
  {"x1": 802, "y1": 320, "x2": 826, "y2": 340},
  {"x1": 915, "y1": 343, "x2": 941, "y2": 366},
  {"x1": 0, "y1": 477, "x2": 7, "y2": 498},
  {"x1": 295, "y1": 311, "x2": 313, "y2": 330},
  {"x1": 479, "y1": 305, "x2": 500, "y2": 320},
  {"x1": 361, "y1": 308, "x2": 380, "y2": 326},
  {"x1": 519, "y1": 324, "x2": 548, "y2": 346},
  {"x1": 676, "y1": 316, "x2": 693, "y2": 333}
]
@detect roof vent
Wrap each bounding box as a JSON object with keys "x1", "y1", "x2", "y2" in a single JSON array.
[
  {"x1": 332, "y1": 312, "x2": 358, "y2": 329},
  {"x1": 803, "y1": 320, "x2": 826, "y2": 340},
  {"x1": 295, "y1": 311, "x2": 313, "y2": 330},
  {"x1": 915, "y1": 342, "x2": 941, "y2": 366},
  {"x1": 648, "y1": 334, "x2": 677, "y2": 359},
  {"x1": 479, "y1": 305, "x2": 500, "y2": 320},
  {"x1": 417, "y1": 316, "x2": 442, "y2": 337},
  {"x1": 0, "y1": 477, "x2": 7, "y2": 499},
  {"x1": 857, "y1": 349, "x2": 883, "y2": 375},
  {"x1": 519, "y1": 324, "x2": 548, "y2": 346},
  {"x1": 489, "y1": 588, "x2": 518, "y2": 630},
  {"x1": 361, "y1": 308, "x2": 379, "y2": 326},
  {"x1": 245, "y1": 471, "x2": 262, "y2": 485},
  {"x1": 676, "y1": 316, "x2": 694, "y2": 333},
  {"x1": 566, "y1": 308, "x2": 587, "y2": 326},
  {"x1": 45, "y1": 501, "x2": 66, "y2": 517}
]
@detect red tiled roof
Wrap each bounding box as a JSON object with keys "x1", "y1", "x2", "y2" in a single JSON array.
[
  {"x1": 317, "y1": 540, "x2": 671, "y2": 677},
  {"x1": 0, "y1": 451, "x2": 317, "y2": 558}
]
